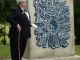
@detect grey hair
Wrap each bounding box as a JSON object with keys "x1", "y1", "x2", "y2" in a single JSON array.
[{"x1": 16, "y1": 0, "x2": 26, "y2": 4}]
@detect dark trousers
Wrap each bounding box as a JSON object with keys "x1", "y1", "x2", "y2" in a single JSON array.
[{"x1": 10, "y1": 38, "x2": 27, "y2": 60}]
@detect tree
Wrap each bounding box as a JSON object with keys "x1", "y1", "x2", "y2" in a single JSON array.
[
  {"x1": 74, "y1": 0, "x2": 80, "y2": 45},
  {"x1": 0, "y1": 0, "x2": 16, "y2": 45}
]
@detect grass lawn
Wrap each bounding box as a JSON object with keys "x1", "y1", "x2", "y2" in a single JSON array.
[
  {"x1": 0, "y1": 45, "x2": 11, "y2": 59},
  {"x1": 75, "y1": 45, "x2": 80, "y2": 55}
]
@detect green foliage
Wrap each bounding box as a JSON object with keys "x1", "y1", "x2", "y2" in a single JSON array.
[
  {"x1": 1, "y1": 39, "x2": 7, "y2": 45},
  {"x1": 0, "y1": 26, "x2": 7, "y2": 45},
  {"x1": 0, "y1": 27, "x2": 5, "y2": 37},
  {"x1": 0, "y1": 0, "x2": 17, "y2": 24},
  {"x1": 74, "y1": 0, "x2": 80, "y2": 45},
  {"x1": 0, "y1": 45, "x2": 11, "y2": 58},
  {"x1": 0, "y1": 0, "x2": 16, "y2": 45}
]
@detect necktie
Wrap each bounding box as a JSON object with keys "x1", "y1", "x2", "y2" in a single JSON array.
[{"x1": 24, "y1": 10, "x2": 28, "y2": 18}]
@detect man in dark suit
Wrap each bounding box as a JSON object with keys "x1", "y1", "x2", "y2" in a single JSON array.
[{"x1": 7, "y1": 0, "x2": 32, "y2": 60}]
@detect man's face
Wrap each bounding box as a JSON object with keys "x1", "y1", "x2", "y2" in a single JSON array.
[{"x1": 20, "y1": 0, "x2": 27, "y2": 9}]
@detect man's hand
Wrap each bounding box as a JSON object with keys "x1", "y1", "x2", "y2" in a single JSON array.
[
  {"x1": 30, "y1": 23, "x2": 32, "y2": 27},
  {"x1": 17, "y1": 24, "x2": 21, "y2": 31}
]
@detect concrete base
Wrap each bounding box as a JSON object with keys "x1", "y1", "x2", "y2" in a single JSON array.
[
  {"x1": 3, "y1": 55, "x2": 80, "y2": 60},
  {"x1": 22, "y1": 55, "x2": 80, "y2": 60}
]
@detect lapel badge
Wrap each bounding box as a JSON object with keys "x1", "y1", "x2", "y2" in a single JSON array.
[{"x1": 22, "y1": 12, "x2": 24, "y2": 14}]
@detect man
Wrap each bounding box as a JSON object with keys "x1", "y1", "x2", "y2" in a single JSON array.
[{"x1": 7, "y1": 0, "x2": 32, "y2": 60}]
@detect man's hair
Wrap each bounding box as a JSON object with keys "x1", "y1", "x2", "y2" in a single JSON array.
[{"x1": 16, "y1": 0, "x2": 26, "y2": 4}]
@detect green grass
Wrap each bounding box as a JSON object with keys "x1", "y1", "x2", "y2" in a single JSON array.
[
  {"x1": 0, "y1": 45, "x2": 11, "y2": 58},
  {"x1": 75, "y1": 45, "x2": 80, "y2": 55}
]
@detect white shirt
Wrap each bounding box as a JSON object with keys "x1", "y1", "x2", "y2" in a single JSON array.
[{"x1": 20, "y1": 6, "x2": 29, "y2": 19}]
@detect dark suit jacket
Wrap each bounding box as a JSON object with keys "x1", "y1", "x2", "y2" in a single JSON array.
[{"x1": 7, "y1": 5, "x2": 31, "y2": 39}]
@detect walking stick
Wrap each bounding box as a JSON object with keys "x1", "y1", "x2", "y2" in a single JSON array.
[{"x1": 18, "y1": 30, "x2": 20, "y2": 60}]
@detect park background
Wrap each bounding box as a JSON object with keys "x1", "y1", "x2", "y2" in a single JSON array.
[{"x1": 0, "y1": 0, "x2": 80, "y2": 59}]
